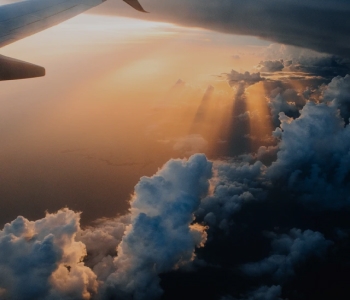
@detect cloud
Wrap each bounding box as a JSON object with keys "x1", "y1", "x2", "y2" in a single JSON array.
[
  {"x1": 3, "y1": 41, "x2": 350, "y2": 300},
  {"x1": 0, "y1": 209, "x2": 97, "y2": 300},
  {"x1": 226, "y1": 70, "x2": 264, "y2": 87},
  {"x1": 321, "y1": 74, "x2": 350, "y2": 122},
  {"x1": 256, "y1": 60, "x2": 284, "y2": 73},
  {"x1": 2, "y1": 92, "x2": 350, "y2": 299},
  {"x1": 253, "y1": 146, "x2": 279, "y2": 166},
  {"x1": 0, "y1": 155, "x2": 213, "y2": 300},
  {"x1": 263, "y1": 45, "x2": 350, "y2": 78},
  {"x1": 102, "y1": 154, "x2": 212, "y2": 299},
  {"x1": 268, "y1": 101, "x2": 350, "y2": 209},
  {"x1": 286, "y1": 56, "x2": 350, "y2": 79},
  {"x1": 77, "y1": 215, "x2": 130, "y2": 280},
  {"x1": 197, "y1": 160, "x2": 266, "y2": 232},
  {"x1": 268, "y1": 89, "x2": 304, "y2": 125}
]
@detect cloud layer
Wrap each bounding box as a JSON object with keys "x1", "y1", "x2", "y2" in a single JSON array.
[{"x1": 2, "y1": 44, "x2": 350, "y2": 299}]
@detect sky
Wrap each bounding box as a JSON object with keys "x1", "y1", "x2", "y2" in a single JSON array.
[
  {"x1": 1, "y1": 1, "x2": 350, "y2": 300},
  {"x1": 0, "y1": 13, "x2": 268, "y2": 225}
]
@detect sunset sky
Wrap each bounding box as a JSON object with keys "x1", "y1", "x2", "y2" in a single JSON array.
[
  {"x1": 0, "y1": 13, "x2": 269, "y2": 224},
  {"x1": 1, "y1": 1, "x2": 350, "y2": 300}
]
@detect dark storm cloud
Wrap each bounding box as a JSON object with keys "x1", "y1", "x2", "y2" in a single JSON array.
[{"x1": 97, "y1": 0, "x2": 350, "y2": 57}]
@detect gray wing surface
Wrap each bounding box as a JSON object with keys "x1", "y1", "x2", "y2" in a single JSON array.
[
  {"x1": 0, "y1": 0, "x2": 147, "y2": 80},
  {"x1": 0, "y1": 0, "x2": 106, "y2": 48}
]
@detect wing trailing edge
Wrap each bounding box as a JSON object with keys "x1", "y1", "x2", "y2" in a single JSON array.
[
  {"x1": 123, "y1": 0, "x2": 148, "y2": 13},
  {"x1": 0, "y1": 55, "x2": 45, "y2": 81}
]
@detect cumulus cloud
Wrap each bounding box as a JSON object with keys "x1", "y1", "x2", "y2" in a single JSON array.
[
  {"x1": 77, "y1": 215, "x2": 130, "y2": 280},
  {"x1": 102, "y1": 154, "x2": 212, "y2": 299},
  {"x1": 0, "y1": 155, "x2": 213, "y2": 300},
  {"x1": 197, "y1": 160, "x2": 266, "y2": 232},
  {"x1": 321, "y1": 74, "x2": 350, "y2": 122},
  {"x1": 268, "y1": 88, "x2": 305, "y2": 125},
  {"x1": 256, "y1": 60, "x2": 284, "y2": 73},
  {"x1": 246, "y1": 145, "x2": 279, "y2": 166},
  {"x1": 268, "y1": 102, "x2": 350, "y2": 209},
  {"x1": 0, "y1": 209, "x2": 97, "y2": 300}
]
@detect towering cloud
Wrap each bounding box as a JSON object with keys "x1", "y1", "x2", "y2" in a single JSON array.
[
  {"x1": 102, "y1": 154, "x2": 212, "y2": 299},
  {"x1": 268, "y1": 101, "x2": 350, "y2": 209}
]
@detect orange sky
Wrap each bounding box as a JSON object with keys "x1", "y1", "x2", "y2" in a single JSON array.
[{"x1": 0, "y1": 14, "x2": 272, "y2": 225}]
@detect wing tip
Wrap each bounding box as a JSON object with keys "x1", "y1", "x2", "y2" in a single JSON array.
[
  {"x1": 123, "y1": 0, "x2": 149, "y2": 13},
  {"x1": 0, "y1": 55, "x2": 45, "y2": 81}
]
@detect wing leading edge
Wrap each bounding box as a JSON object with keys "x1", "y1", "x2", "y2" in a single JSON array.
[{"x1": 0, "y1": 0, "x2": 147, "y2": 80}]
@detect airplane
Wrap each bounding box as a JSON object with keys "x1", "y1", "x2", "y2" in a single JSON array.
[{"x1": 0, "y1": 0, "x2": 147, "y2": 81}]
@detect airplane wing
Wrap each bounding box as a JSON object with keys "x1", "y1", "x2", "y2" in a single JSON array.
[
  {"x1": 123, "y1": 0, "x2": 148, "y2": 13},
  {"x1": 0, "y1": 0, "x2": 107, "y2": 49},
  {"x1": 0, "y1": 0, "x2": 147, "y2": 80}
]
